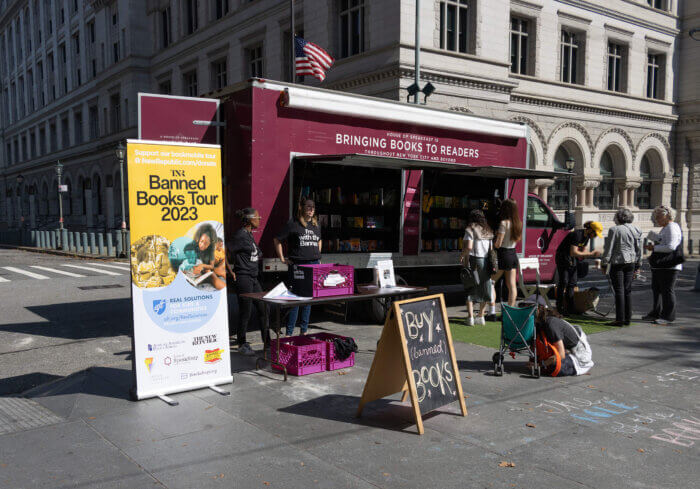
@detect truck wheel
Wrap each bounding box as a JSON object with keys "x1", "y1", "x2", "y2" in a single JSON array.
[{"x1": 367, "y1": 274, "x2": 408, "y2": 324}]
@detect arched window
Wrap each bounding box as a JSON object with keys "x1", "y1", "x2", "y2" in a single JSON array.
[
  {"x1": 92, "y1": 174, "x2": 102, "y2": 216},
  {"x1": 81, "y1": 177, "x2": 90, "y2": 215},
  {"x1": 636, "y1": 156, "x2": 652, "y2": 209},
  {"x1": 40, "y1": 182, "x2": 49, "y2": 215},
  {"x1": 594, "y1": 151, "x2": 615, "y2": 209},
  {"x1": 548, "y1": 146, "x2": 570, "y2": 209},
  {"x1": 64, "y1": 177, "x2": 73, "y2": 216}
]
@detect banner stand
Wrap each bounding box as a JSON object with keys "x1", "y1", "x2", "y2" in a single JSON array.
[
  {"x1": 127, "y1": 139, "x2": 233, "y2": 401},
  {"x1": 157, "y1": 394, "x2": 179, "y2": 407}
]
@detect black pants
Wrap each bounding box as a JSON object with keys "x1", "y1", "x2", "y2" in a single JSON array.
[
  {"x1": 235, "y1": 274, "x2": 270, "y2": 346},
  {"x1": 650, "y1": 269, "x2": 679, "y2": 321},
  {"x1": 556, "y1": 260, "x2": 577, "y2": 314},
  {"x1": 610, "y1": 263, "x2": 635, "y2": 323}
]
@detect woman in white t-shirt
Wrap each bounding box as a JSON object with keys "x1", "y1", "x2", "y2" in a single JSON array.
[
  {"x1": 461, "y1": 210, "x2": 496, "y2": 326},
  {"x1": 491, "y1": 199, "x2": 522, "y2": 306}
]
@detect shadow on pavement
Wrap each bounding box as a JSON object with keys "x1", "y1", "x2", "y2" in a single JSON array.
[
  {"x1": 0, "y1": 372, "x2": 63, "y2": 396},
  {"x1": 0, "y1": 298, "x2": 132, "y2": 340},
  {"x1": 25, "y1": 366, "x2": 133, "y2": 401}
]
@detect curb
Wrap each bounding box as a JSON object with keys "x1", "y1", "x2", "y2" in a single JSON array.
[{"x1": 0, "y1": 244, "x2": 129, "y2": 262}]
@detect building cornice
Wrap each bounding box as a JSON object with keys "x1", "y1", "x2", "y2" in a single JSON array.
[
  {"x1": 555, "y1": 0, "x2": 679, "y2": 36},
  {"x1": 511, "y1": 93, "x2": 677, "y2": 124}
]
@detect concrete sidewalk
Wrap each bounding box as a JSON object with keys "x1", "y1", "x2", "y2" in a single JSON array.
[{"x1": 1, "y1": 286, "x2": 699, "y2": 488}]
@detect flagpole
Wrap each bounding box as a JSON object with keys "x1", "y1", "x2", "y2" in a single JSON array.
[
  {"x1": 414, "y1": 0, "x2": 420, "y2": 104},
  {"x1": 290, "y1": 0, "x2": 295, "y2": 83}
]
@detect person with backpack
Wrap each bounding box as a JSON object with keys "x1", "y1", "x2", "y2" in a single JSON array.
[
  {"x1": 601, "y1": 208, "x2": 642, "y2": 326},
  {"x1": 535, "y1": 306, "x2": 593, "y2": 377},
  {"x1": 644, "y1": 205, "x2": 684, "y2": 325},
  {"x1": 461, "y1": 209, "x2": 496, "y2": 325}
]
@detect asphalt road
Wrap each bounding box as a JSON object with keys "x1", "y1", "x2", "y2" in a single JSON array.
[{"x1": 0, "y1": 249, "x2": 133, "y2": 395}]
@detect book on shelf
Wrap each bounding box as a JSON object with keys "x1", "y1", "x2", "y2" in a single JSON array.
[
  {"x1": 365, "y1": 216, "x2": 384, "y2": 229},
  {"x1": 331, "y1": 214, "x2": 342, "y2": 228},
  {"x1": 319, "y1": 214, "x2": 329, "y2": 229}
]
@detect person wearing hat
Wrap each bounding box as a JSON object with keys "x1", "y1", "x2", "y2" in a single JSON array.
[{"x1": 554, "y1": 221, "x2": 602, "y2": 315}]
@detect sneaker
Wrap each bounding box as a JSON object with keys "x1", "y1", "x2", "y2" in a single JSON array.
[
  {"x1": 642, "y1": 313, "x2": 658, "y2": 321},
  {"x1": 606, "y1": 321, "x2": 625, "y2": 327},
  {"x1": 485, "y1": 313, "x2": 498, "y2": 322},
  {"x1": 476, "y1": 316, "x2": 486, "y2": 326},
  {"x1": 653, "y1": 318, "x2": 670, "y2": 325},
  {"x1": 238, "y1": 342, "x2": 256, "y2": 356},
  {"x1": 467, "y1": 316, "x2": 475, "y2": 326}
]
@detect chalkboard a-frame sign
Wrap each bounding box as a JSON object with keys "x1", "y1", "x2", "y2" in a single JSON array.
[{"x1": 357, "y1": 294, "x2": 467, "y2": 434}]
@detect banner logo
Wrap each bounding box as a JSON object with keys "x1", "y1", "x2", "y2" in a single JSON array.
[
  {"x1": 204, "y1": 348, "x2": 224, "y2": 363},
  {"x1": 152, "y1": 299, "x2": 167, "y2": 315},
  {"x1": 192, "y1": 334, "x2": 217, "y2": 346},
  {"x1": 144, "y1": 357, "x2": 154, "y2": 373}
]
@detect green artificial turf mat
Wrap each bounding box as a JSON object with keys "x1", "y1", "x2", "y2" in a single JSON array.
[{"x1": 450, "y1": 314, "x2": 631, "y2": 349}]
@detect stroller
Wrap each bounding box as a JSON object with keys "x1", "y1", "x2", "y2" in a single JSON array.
[{"x1": 492, "y1": 302, "x2": 540, "y2": 378}]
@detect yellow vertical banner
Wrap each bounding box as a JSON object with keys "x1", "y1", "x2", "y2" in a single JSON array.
[{"x1": 127, "y1": 140, "x2": 232, "y2": 400}]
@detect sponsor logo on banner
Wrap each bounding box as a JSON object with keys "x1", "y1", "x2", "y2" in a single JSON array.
[
  {"x1": 148, "y1": 340, "x2": 187, "y2": 352},
  {"x1": 152, "y1": 299, "x2": 167, "y2": 315},
  {"x1": 163, "y1": 356, "x2": 172, "y2": 366},
  {"x1": 204, "y1": 348, "x2": 224, "y2": 364},
  {"x1": 173, "y1": 354, "x2": 199, "y2": 365},
  {"x1": 192, "y1": 334, "x2": 217, "y2": 346},
  {"x1": 145, "y1": 357, "x2": 154, "y2": 372}
]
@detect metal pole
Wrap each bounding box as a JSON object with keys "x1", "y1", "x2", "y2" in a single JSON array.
[
  {"x1": 56, "y1": 162, "x2": 64, "y2": 237},
  {"x1": 414, "y1": 0, "x2": 420, "y2": 104},
  {"x1": 119, "y1": 155, "x2": 127, "y2": 258},
  {"x1": 290, "y1": 0, "x2": 295, "y2": 83},
  {"x1": 568, "y1": 172, "x2": 573, "y2": 212}
]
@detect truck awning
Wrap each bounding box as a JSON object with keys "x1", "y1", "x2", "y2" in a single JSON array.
[{"x1": 294, "y1": 154, "x2": 568, "y2": 179}]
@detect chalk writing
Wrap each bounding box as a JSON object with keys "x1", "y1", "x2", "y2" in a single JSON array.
[{"x1": 397, "y1": 298, "x2": 457, "y2": 415}]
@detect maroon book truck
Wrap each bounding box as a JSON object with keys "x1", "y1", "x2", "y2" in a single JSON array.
[{"x1": 139, "y1": 80, "x2": 571, "y2": 321}]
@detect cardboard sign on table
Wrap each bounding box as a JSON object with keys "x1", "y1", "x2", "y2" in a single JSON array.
[{"x1": 357, "y1": 293, "x2": 467, "y2": 434}]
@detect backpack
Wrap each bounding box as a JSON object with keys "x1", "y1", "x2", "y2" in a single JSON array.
[{"x1": 535, "y1": 330, "x2": 561, "y2": 377}]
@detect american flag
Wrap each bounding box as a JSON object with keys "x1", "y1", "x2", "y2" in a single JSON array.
[{"x1": 295, "y1": 36, "x2": 334, "y2": 82}]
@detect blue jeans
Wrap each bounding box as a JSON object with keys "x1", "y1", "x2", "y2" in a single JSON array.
[{"x1": 286, "y1": 259, "x2": 319, "y2": 335}]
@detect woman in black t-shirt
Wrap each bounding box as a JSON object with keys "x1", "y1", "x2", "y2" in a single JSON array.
[
  {"x1": 273, "y1": 198, "x2": 322, "y2": 336},
  {"x1": 226, "y1": 208, "x2": 270, "y2": 356}
]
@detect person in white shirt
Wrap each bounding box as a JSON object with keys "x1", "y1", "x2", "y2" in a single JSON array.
[
  {"x1": 461, "y1": 210, "x2": 496, "y2": 326},
  {"x1": 643, "y1": 205, "x2": 683, "y2": 324}
]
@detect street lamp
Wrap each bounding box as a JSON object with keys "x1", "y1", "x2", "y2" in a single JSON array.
[
  {"x1": 16, "y1": 174, "x2": 24, "y2": 228},
  {"x1": 55, "y1": 161, "x2": 64, "y2": 231},
  {"x1": 116, "y1": 141, "x2": 127, "y2": 258},
  {"x1": 565, "y1": 156, "x2": 575, "y2": 228}
]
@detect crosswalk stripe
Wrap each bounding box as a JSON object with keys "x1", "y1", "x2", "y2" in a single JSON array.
[
  {"x1": 3, "y1": 266, "x2": 50, "y2": 280},
  {"x1": 62, "y1": 264, "x2": 122, "y2": 276},
  {"x1": 30, "y1": 266, "x2": 86, "y2": 278},
  {"x1": 0, "y1": 276, "x2": 9, "y2": 282},
  {"x1": 88, "y1": 262, "x2": 131, "y2": 270}
]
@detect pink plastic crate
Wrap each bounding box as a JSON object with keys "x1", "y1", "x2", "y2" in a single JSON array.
[
  {"x1": 293, "y1": 264, "x2": 355, "y2": 298},
  {"x1": 306, "y1": 332, "x2": 356, "y2": 371},
  {"x1": 271, "y1": 336, "x2": 326, "y2": 376}
]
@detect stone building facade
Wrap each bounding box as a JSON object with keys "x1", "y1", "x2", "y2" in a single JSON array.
[{"x1": 0, "y1": 0, "x2": 692, "y2": 245}]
